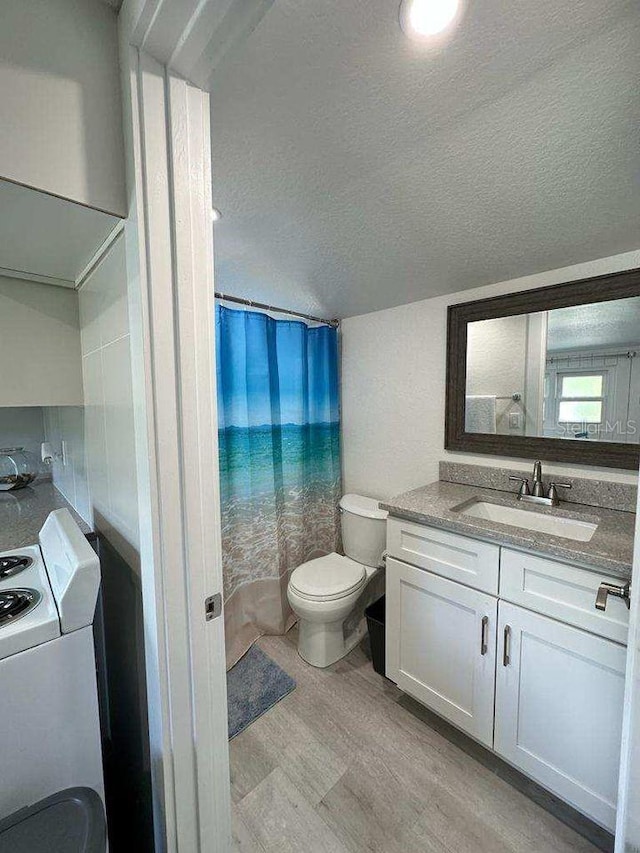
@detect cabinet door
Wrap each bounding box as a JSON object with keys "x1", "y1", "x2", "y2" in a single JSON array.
[
  {"x1": 386, "y1": 556, "x2": 498, "y2": 747},
  {"x1": 495, "y1": 601, "x2": 626, "y2": 832}
]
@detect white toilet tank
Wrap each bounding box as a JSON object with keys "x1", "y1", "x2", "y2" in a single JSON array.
[{"x1": 339, "y1": 494, "x2": 388, "y2": 567}]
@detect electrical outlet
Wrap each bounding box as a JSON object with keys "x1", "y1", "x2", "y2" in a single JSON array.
[{"x1": 509, "y1": 412, "x2": 521, "y2": 430}]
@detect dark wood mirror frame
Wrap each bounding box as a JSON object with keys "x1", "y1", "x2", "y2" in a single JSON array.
[{"x1": 445, "y1": 267, "x2": 640, "y2": 470}]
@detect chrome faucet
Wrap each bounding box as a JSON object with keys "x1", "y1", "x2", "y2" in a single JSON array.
[
  {"x1": 509, "y1": 461, "x2": 572, "y2": 507},
  {"x1": 531, "y1": 460, "x2": 544, "y2": 497}
]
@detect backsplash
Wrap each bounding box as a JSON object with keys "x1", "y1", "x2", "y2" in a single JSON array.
[
  {"x1": 43, "y1": 406, "x2": 91, "y2": 524},
  {"x1": 0, "y1": 407, "x2": 49, "y2": 477},
  {"x1": 439, "y1": 461, "x2": 637, "y2": 513}
]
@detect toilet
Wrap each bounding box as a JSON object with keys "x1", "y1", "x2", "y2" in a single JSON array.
[{"x1": 287, "y1": 494, "x2": 388, "y2": 668}]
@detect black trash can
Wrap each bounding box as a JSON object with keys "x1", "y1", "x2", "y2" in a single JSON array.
[
  {"x1": 365, "y1": 595, "x2": 386, "y2": 677},
  {"x1": 0, "y1": 788, "x2": 106, "y2": 853}
]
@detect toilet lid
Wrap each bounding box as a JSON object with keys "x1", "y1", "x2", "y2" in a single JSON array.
[{"x1": 290, "y1": 553, "x2": 366, "y2": 602}]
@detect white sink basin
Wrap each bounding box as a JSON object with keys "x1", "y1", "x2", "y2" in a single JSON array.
[{"x1": 457, "y1": 500, "x2": 598, "y2": 542}]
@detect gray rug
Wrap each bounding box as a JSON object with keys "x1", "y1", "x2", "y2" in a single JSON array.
[{"x1": 227, "y1": 644, "x2": 296, "y2": 740}]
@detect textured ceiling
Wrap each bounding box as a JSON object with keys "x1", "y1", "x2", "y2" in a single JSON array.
[
  {"x1": 210, "y1": 0, "x2": 640, "y2": 319},
  {"x1": 547, "y1": 297, "x2": 640, "y2": 352}
]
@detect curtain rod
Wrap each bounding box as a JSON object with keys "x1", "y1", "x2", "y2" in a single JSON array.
[
  {"x1": 215, "y1": 292, "x2": 340, "y2": 328},
  {"x1": 547, "y1": 350, "x2": 637, "y2": 362}
]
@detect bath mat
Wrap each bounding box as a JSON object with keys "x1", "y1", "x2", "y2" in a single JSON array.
[{"x1": 227, "y1": 644, "x2": 296, "y2": 739}]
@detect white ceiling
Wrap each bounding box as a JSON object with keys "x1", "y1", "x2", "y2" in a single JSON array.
[
  {"x1": 547, "y1": 297, "x2": 640, "y2": 352},
  {"x1": 0, "y1": 180, "x2": 120, "y2": 286},
  {"x1": 209, "y1": 0, "x2": 640, "y2": 319}
]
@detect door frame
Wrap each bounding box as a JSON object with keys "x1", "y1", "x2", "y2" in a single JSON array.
[
  {"x1": 118, "y1": 2, "x2": 242, "y2": 848},
  {"x1": 615, "y1": 482, "x2": 640, "y2": 849}
]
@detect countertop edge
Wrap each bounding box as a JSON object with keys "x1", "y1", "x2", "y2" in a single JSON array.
[{"x1": 381, "y1": 490, "x2": 634, "y2": 580}]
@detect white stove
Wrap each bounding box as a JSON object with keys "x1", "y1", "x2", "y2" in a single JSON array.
[
  {"x1": 0, "y1": 543, "x2": 60, "y2": 658},
  {"x1": 0, "y1": 509, "x2": 106, "y2": 831}
]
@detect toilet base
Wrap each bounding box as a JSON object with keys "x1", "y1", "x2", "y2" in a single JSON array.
[{"x1": 297, "y1": 617, "x2": 367, "y2": 668}]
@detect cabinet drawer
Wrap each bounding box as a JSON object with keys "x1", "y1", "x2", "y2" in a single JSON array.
[
  {"x1": 500, "y1": 548, "x2": 629, "y2": 645},
  {"x1": 386, "y1": 518, "x2": 500, "y2": 594}
]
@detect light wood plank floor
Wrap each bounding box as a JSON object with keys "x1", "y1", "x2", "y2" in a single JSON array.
[{"x1": 230, "y1": 628, "x2": 599, "y2": 853}]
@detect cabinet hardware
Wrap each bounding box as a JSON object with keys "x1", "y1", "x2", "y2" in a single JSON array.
[
  {"x1": 503, "y1": 625, "x2": 511, "y2": 666},
  {"x1": 595, "y1": 582, "x2": 631, "y2": 612},
  {"x1": 481, "y1": 615, "x2": 489, "y2": 655}
]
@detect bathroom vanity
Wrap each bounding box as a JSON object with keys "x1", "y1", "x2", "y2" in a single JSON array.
[{"x1": 383, "y1": 475, "x2": 635, "y2": 833}]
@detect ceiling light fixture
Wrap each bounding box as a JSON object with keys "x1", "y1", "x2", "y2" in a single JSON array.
[{"x1": 399, "y1": 0, "x2": 462, "y2": 40}]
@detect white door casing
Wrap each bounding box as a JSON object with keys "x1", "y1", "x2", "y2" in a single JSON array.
[
  {"x1": 118, "y1": 39, "x2": 231, "y2": 853},
  {"x1": 386, "y1": 556, "x2": 498, "y2": 747},
  {"x1": 615, "y1": 480, "x2": 640, "y2": 852},
  {"x1": 166, "y1": 69, "x2": 231, "y2": 852}
]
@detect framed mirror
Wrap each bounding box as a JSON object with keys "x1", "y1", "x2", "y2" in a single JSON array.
[{"x1": 445, "y1": 268, "x2": 640, "y2": 470}]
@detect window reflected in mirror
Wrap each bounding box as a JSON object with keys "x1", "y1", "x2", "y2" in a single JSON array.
[{"x1": 465, "y1": 296, "x2": 640, "y2": 443}]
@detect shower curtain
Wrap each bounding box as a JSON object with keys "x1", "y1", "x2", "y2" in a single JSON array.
[{"x1": 216, "y1": 304, "x2": 341, "y2": 669}]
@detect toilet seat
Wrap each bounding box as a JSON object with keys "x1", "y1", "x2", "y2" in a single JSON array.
[{"x1": 290, "y1": 553, "x2": 366, "y2": 602}]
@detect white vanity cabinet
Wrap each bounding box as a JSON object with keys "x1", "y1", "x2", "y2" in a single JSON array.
[{"x1": 385, "y1": 518, "x2": 629, "y2": 832}]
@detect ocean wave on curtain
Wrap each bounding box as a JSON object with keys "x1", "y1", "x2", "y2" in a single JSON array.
[{"x1": 215, "y1": 304, "x2": 341, "y2": 669}]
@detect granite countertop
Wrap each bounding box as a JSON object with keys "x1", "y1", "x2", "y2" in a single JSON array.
[
  {"x1": 0, "y1": 480, "x2": 93, "y2": 552},
  {"x1": 381, "y1": 481, "x2": 635, "y2": 579}
]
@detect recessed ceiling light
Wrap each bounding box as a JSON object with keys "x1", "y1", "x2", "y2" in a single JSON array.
[
  {"x1": 211, "y1": 207, "x2": 222, "y2": 221},
  {"x1": 399, "y1": 0, "x2": 462, "y2": 40}
]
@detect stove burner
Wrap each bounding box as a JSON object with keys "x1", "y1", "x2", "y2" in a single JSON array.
[
  {"x1": 0, "y1": 555, "x2": 33, "y2": 580},
  {"x1": 0, "y1": 589, "x2": 40, "y2": 627}
]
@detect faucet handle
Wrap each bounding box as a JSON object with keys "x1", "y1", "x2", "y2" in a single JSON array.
[
  {"x1": 547, "y1": 482, "x2": 572, "y2": 504},
  {"x1": 509, "y1": 476, "x2": 530, "y2": 498}
]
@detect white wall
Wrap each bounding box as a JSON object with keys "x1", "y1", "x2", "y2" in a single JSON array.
[
  {"x1": 342, "y1": 249, "x2": 640, "y2": 501},
  {"x1": 0, "y1": 0, "x2": 126, "y2": 216},
  {"x1": 47, "y1": 232, "x2": 139, "y2": 566},
  {"x1": 0, "y1": 276, "x2": 84, "y2": 407}
]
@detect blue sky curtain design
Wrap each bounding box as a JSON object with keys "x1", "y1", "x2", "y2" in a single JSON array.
[{"x1": 216, "y1": 305, "x2": 341, "y2": 668}]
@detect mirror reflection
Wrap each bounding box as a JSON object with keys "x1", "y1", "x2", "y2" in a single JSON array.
[{"x1": 465, "y1": 297, "x2": 640, "y2": 443}]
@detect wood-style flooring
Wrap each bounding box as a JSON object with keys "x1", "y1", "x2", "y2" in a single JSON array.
[{"x1": 230, "y1": 628, "x2": 600, "y2": 853}]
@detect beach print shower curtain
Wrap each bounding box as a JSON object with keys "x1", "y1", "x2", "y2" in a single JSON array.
[{"x1": 216, "y1": 305, "x2": 341, "y2": 668}]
